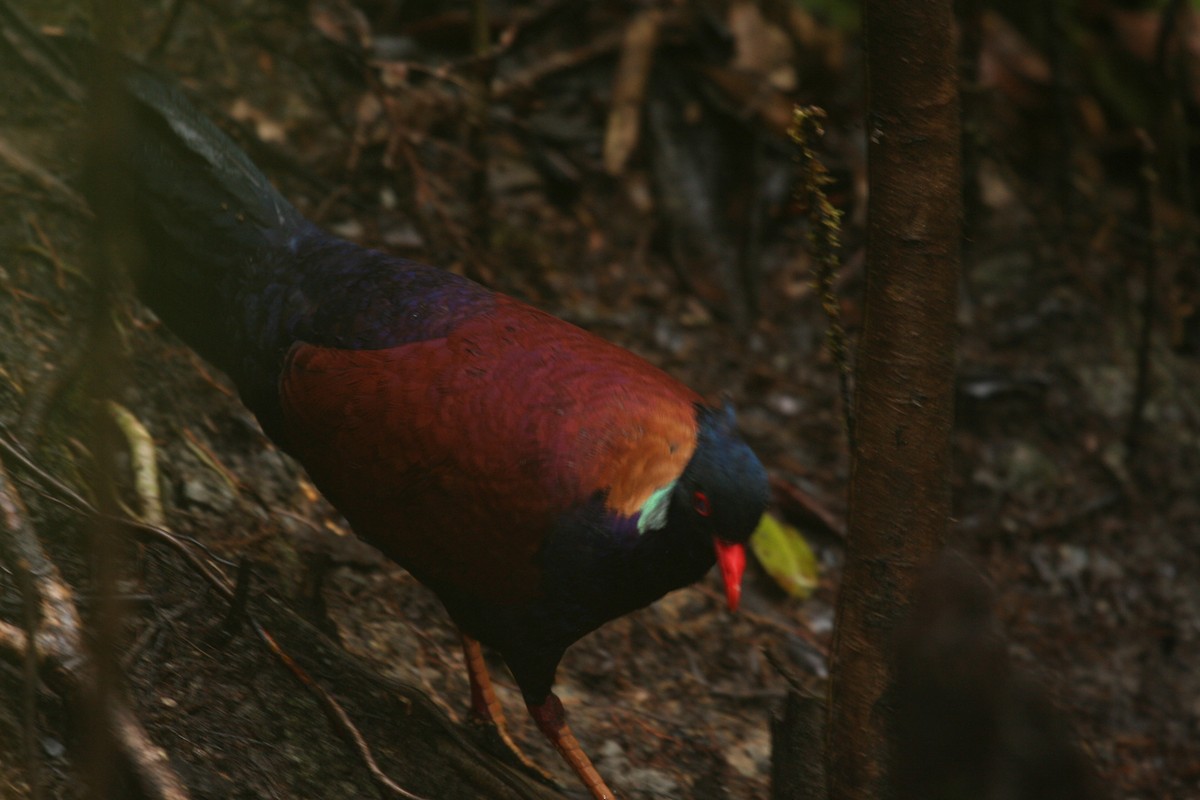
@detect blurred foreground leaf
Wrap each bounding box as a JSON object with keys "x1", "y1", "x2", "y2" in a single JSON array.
[{"x1": 749, "y1": 512, "x2": 819, "y2": 598}]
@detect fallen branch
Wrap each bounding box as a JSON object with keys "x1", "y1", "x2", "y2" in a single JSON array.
[{"x1": 0, "y1": 459, "x2": 191, "y2": 800}]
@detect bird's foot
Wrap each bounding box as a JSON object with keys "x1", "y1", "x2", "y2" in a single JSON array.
[
  {"x1": 528, "y1": 694, "x2": 616, "y2": 800},
  {"x1": 465, "y1": 713, "x2": 559, "y2": 786},
  {"x1": 460, "y1": 634, "x2": 559, "y2": 786}
]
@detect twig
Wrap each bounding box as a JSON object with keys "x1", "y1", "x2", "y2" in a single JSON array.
[
  {"x1": 762, "y1": 644, "x2": 810, "y2": 695},
  {"x1": 0, "y1": 429, "x2": 91, "y2": 508},
  {"x1": 769, "y1": 475, "x2": 844, "y2": 543},
  {"x1": 184, "y1": 351, "x2": 235, "y2": 398},
  {"x1": 182, "y1": 426, "x2": 243, "y2": 498},
  {"x1": 0, "y1": 134, "x2": 90, "y2": 217},
  {"x1": 17, "y1": 558, "x2": 41, "y2": 800},
  {"x1": 79, "y1": 15, "x2": 136, "y2": 791},
  {"x1": 493, "y1": 29, "x2": 624, "y2": 98},
  {"x1": 0, "y1": 1, "x2": 83, "y2": 102},
  {"x1": 256, "y1": 624, "x2": 430, "y2": 800},
  {"x1": 108, "y1": 401, "x2": 165, "y2": 526},
  {"x1": 0, "y1": 459, "x2": 191, "y2": 800},
  {"x1": 375, "y1": 0, "x2": 569, "y2": 88},
  {"x1": 0, "y1": 460, "x2": 86, "y2": 674},
  {"x1": 2, "y1": 284, "x2": 67, "y2": 322},
  {"x1": 0, "y1": 434, "x2": 432, "y2": 800}
]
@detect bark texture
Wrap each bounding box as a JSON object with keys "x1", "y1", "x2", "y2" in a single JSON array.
[{"x1": 825, "y1": 1, "x2": 962, "y2": 798}]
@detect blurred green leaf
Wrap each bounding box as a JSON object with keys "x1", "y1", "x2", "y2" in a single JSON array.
[
  {"x1": 749, "y1": 512, "x2": 820, "y2": 599},
  {"x1": 796, "y1": 0, "x2": 860, "y2": 31}
]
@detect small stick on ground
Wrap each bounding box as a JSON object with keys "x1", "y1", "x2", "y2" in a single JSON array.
[
  {"x1": 0, "y1": 459, "x2": 191, "y2": 800},
  {"x1": 17, "y1": 560, "x2": 42, "y2": 800},
  {"x1": 0, "y1": 134, "x2": 90, "y2": 217},
  {"x1": 256, "y1": 624, "x2": 431, "y2": 800},
  {"x1": 0, "y1": 434, "x2": 438, "y2": 800},
  {"x1": 108, "y1": 400, "x2": 164, "y2": 526}
]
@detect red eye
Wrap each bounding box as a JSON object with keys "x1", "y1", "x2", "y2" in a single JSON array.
[{"x1": 693, "y1": 491, "x2": 711, "y2": 517}]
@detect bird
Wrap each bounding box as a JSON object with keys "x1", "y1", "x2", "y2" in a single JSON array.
[{"x1": 90, "y1": 55, "x2": 770, "y2": 799}]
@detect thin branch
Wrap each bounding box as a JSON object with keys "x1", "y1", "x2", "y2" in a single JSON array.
[
  {"x1": 0, "y1": 435, "x2": 435, "y2": 800},
  {"x1": 108, "y1": 401, "x2": 164, "y2": 526},
  {"x1": 0, "y1": 134, "x2": 91, "y2": 217},
  {"x1": 255, "y1": 624, "x2": 430, "y2": 800},
  {"x1": 0, "y1": 459, "x2": 191, "y2": 800},
  {"x1": 493, "y1": 29, "x2": 623, "y2": 98},
  {"x1": 17, "y1": 556, "x2": 42, "y2": 800}
]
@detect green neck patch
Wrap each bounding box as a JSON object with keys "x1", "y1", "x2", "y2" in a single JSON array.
[{"x1": 637, "y1": 482, "x2": 676, "y2": 535}]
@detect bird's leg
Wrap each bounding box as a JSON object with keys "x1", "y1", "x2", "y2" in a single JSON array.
[
  {"x1": 462, "y1": 634, "x2": 508, "y2": 727},
  {"x1": 527, "y1": 693, "x2": 615, "y2": 800},
  {"x1": 460, "y1": 634, "x2": 554, "y2": 781}
]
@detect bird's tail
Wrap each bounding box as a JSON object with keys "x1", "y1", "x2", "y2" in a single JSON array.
[
  {"x1": 0, "y1": 2, "x2": 311, "y2": 364},
  {"x1": 84, "y1": 49, "x2": 312, "y2": 368},
  {"x1": 0, "y1": 3, "x2": 305, "y2": 268},
  {"x1": 96, "y1": 60, "x2": 308, "y2": 270},
  {"x1": 0, "y1": 2, "x2": 314, "y2": 369}
]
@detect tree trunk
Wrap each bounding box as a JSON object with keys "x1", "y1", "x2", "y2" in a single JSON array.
[{"x1": 825, "y1": 0, "x2": 961, "y2": 798}]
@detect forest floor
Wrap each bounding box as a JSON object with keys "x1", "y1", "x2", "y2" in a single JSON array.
[{"x1": 0, "y1": 2, "x2": 1198, "y2": 799}]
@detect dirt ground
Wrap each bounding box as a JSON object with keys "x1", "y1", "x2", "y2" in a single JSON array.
[{"x1": 0, "y1": 1, "x2": 1198, "y2": 799}]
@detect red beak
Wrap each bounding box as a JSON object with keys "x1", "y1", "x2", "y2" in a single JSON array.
[{"x1": 713, "y1": 538, "x2": 746, "y2": 612}]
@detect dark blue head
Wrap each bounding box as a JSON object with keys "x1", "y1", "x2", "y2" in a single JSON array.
[
  {"x1": 527, "y1": 403, "x2": 769, "y2": 661},
  {"x1": 666, "y1": 404, "x2": 769, "y2": 609}
]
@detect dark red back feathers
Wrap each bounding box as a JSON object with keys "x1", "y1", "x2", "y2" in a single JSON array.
[{"x1": 280, "y1": 295, "x2": 702, "y2": 604}]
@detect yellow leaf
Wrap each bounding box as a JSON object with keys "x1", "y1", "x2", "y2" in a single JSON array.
[{"x1": 749, "y1": 512, "x2": 819, "y2": 599}]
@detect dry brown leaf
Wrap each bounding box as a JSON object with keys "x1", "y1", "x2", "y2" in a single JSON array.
[
  {"x1": 603, "y1": 9, "x2": 662, "y2": 176},
  {"x1": 728, "y1": 0, "x2": 796, "y2": 92}
]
